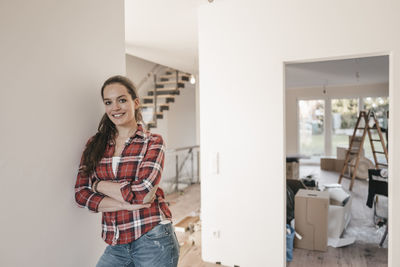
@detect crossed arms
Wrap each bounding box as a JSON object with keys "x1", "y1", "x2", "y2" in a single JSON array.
[{"x1": 74, "y1": 135, "x2": 164, "y2": 213}]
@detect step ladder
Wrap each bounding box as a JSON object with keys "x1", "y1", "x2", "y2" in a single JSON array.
[{"x1": 338, "y1": 110, "x2": 388, "y2": 191}]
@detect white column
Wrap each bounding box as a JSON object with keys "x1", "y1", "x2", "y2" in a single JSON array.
[{"x1": 325, "y1": 95, "x2": 332, "y2": 156}]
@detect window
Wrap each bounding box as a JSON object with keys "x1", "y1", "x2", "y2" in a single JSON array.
[
  {"x1": 331, "y1": 98, "x2": 359, "y2": 156},
  {"x1": 363, "y1": 97, "x2": 389, "y2": 162},
  {"x1": 299, "y1": 100, "x2": 325, "y2": 156},
  {"x1": 297, "y1": 96, "x2": 388, "y2": 160}
]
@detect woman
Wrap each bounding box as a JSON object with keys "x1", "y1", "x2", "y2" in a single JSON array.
[{"x1": 74, "y1": 75, "x2": 180, "y2": 267}]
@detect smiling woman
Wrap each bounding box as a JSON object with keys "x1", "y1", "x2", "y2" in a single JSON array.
[
  {"x1": 103, "y1": 82, "x2": 140, "y2": 128},
  {"x1": 74, "y1": 75, "x2": 180, "y2": 267}
]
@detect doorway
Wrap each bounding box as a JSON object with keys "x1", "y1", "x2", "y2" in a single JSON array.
[{"x1": 284, "y1": 54, "x2": 390, "y2": 266}]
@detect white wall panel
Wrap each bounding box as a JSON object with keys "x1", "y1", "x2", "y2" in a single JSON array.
[
  {"x1": 198, "y1": 1, "x2": 400, "y2": 266},
  {"x1": 0, "y1": 1, "x2": 125, "y2": 266}
]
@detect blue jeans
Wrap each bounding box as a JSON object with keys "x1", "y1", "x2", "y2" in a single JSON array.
[{"x1": 96, "y1": 223, "x2": 180, "y2": 267}]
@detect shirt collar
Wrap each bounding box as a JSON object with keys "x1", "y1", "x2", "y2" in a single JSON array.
[
  {"x1": 134, "y1": 124, "x2": 145, "y2": 139},
  {"x1": 108, "y1": 124, "x2": 145, "y2": 145}
]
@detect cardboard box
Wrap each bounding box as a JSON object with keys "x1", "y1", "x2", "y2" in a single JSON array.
[
  {"x1": 295, "y1": 189, "x2": 329, "y2": 251},
  {"x1": 337, "y1": 146, "x2": 364, "y2": 160},
  {"x1": 286, "y1": 161, "x2": 299, "y2": 180},
  {"x1": 336, "y1": 147, "x2": 347, "y2": 160},
  {"x1": 320, "y1": 157, "x2": 336, "y2": 171},
  {"x1": 334, "y1": 159, "x2": 345, "y2": 173}
]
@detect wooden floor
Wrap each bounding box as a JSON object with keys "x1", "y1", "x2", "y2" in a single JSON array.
[
  {"x1": 166, "y1": 166, "x2": 388, "y2": 267},
  {"x1": 166, "y1": 184, "x2": 227, "y2": 267},
  {"x1": 287, "y1": 166, "x2": 388, "y2": 267},
  {"x1": 288, "y1": 244, "x2": 387, "y2": 267}
]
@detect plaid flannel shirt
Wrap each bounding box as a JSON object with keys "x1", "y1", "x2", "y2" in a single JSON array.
[{"x1": 74, "y1": 125, "x2": 172, "y2": 245}]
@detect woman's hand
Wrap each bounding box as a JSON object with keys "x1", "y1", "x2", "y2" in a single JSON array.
[
  {"x1": 121, "y1": 202, "x2": 151, "y2": 211},
  {"x1": 122, "y1": 194, "x2": 156, "y2": 210},
  {"x1": 143, "y1": 194, "x2": 156, "y2": 204},
  {"x1": 96, "y1": 189, "x2": 157, "y2": 212},
  {"x1": 143, "y1": 185, "x2": 158, "y2": 204}
]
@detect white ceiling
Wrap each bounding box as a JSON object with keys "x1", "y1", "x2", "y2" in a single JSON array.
[
  {"x1": 124, "y1": 2, "x2": 389, "y2": 85},
  {"x1": 285, "y1": 55, "x2": 389, "y2": 89},
  {"x1": 124, "y1": 0, "x2": 204, "y2": 74}
]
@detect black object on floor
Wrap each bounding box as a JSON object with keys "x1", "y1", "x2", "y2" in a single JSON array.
[
  {"x1": 286, "y1": 180, "x2": 306, "y2": 224},
  {"x1": 366, "y1": 169, "x2": 388, "y2": 208}
]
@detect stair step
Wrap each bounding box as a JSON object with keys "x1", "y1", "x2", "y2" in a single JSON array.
[
  {"x1": 142, "y1": 95, "x2": 175, "y2": 99},
  {"x1": 160, "y1": 77, "x2": 189, "y2": 82},
  {"x1": 148, "y1": 88, "x2": 180, "y2": 96},
  {"x1": 157, "y1": 80, "x2": 185, "y2": 85},
  {"x1": 142, "y1": 95, "x2": 175, "y2": 104},
  {"x1": 374, "y1": 151, "x2": 386, "y2": 154},
  {"x1": 159, "y1": 74, "x2": 190, "y2": 81},
  {"x1": 147, "y1": 122, "x2": 156, "y2": 129},
  {"x1": 156, "y1": 82, "x2": 184, "y2": 89},
  {"x1": 141, "y1": 103, "x2": 170, "y2": 112}
]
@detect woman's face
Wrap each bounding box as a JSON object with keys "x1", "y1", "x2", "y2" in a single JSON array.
[{"x1": 103, "y1": 83, "x2": 139, "y2": 128}]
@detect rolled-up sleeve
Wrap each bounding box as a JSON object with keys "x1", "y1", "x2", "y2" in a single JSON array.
[
  {"x1": 74, "y1": 145, "x2": 105, "y2": 213},
  {"x1": 120, "y1": 134, "x2": 165, "y2": 204}
]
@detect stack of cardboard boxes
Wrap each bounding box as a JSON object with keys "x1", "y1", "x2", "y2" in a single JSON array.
[{"x1": 320, "y1": 136, "x2": 364, "y2": 173}]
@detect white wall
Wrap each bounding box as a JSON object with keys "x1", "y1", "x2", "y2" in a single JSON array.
[
  {"x1": 166, "y1": 82, "x2": 197, "y2": 149},
  {"x1": 198, "y1": 1, "x2": 400, "y2": 266},
  {"x1": 0, "y1": 1, "x2": 125, "y2": 266},
  {"x1": 126, "y1": 54, "x2": 157, "y2": 95},
  {"x1": 286, "y1": 83, "x2": 389, "y2": 155}
]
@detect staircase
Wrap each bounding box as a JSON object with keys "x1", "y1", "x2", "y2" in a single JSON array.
[{"x1": 140, "y1": 68, "x2": 191, "y2": 129}]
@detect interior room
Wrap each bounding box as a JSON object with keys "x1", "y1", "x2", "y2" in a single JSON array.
[
  {"x1": 2, "y1": 1, "x2": 400, "y2": 266},
  {"x1": 285, "y1": 55, "x2": 389, "y2": 266}
]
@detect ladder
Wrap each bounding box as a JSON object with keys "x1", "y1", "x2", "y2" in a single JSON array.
[{"x1": 338, "y1": 110, "x2": 388, "y2": 191}]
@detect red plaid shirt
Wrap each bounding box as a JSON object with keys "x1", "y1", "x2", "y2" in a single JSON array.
[{"x1": 74, "y1": 125, "x2": 172, "y2": 245}]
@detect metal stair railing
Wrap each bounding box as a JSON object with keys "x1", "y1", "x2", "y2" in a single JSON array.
[
  {"x1": 162, "y1": 145, "x2": 200, "y2": 193},
  {"x1": 136, "y1": 64, "x2": 161, "y2": 90},
  {"x1": 152, "y1": 74, "x2": 158, "y2": 126}
]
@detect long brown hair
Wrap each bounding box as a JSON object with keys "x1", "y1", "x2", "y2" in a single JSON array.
[{"x1": 81, "y1": 75, "x2": 143, "y2": 176}]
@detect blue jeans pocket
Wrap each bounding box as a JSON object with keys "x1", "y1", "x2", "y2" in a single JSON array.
[
  {"x1": 133, "y1": 224, "x2": 179, "y2": 267},
  {"x1": 144, "y1": 224, "x2": 171, "y2": 240}
]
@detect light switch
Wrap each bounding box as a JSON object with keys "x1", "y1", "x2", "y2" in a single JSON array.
[
  {"x1": 209, "y1": 152, "x2": 220, "y2": 175},
  {"x1": 212, "y1": 229, "x2": 220, "y2": 239}
]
